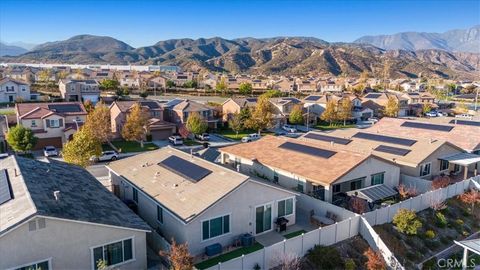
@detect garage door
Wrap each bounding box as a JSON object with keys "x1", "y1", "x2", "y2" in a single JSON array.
[
  {"x1": 34, "y1": 137, "x2": 63, "y2": 150},
  {"x1": 151, "y1": 129, "x2": 172, "y2": 140}
]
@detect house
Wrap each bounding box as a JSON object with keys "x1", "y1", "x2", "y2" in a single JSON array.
[
  {"x1": 0, "y1": 77, "x2": 31, "y2": 103},
  {"x1": 107, "y1": 147, "x2": 297, "y2": 256},
  {"x1": 220, "y1": 136, "x2": 400, "y2": 203},
  {"x1": 15, "y1": 102, "x2": 88, "y2": 149},
  {"x1": 296, "y1": 79, "x2": 317, "y2": 92},
  {"x1": 147, "y1": 76, "x2": 168, "y2": 90},
  {"x1": 119, "y1": 73, "x2": 141, "y2": 88},
  {"x1": 164, "y1": 99, "x2": 218, "y2": 129},
  {"x1": 109, "y1": 100, "x2": 176, "y2": 140},
  {"x1": 270, "y1": 97, "x2": 304, "y2": 126},
  {"x1": 58, "y1": 79, "x2": 101, "y2": 103},
  {"x1": 319, "y1": 81, "x2": 343, "y2": 94},
  {"x1": 0, "y1": 156, "x2": 150, "y2": 270},
  {"x1": 302, "y1": 95, "x2": 325, "y2": 117},
  {"x1": 272, "y1": 78, "x2": 295, "y2": 92},
  {"x1": 362, "y1": 92, "x2": 408, "y2": 117},
  {"x1": 306, "y1": 129, "x2": 466, "y2": 180},
  {"x1": 221, "y1": 97, "x2": 258, "y2": 121}
]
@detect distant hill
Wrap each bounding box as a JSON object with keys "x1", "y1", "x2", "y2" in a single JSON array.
[
  {"x1": 354, "y1": 25, "x2": 480, "y2": 53},
  {"x1": 0, "y1": 42, "x2": 28, "y2": 56},
  {"x1": 1, "y1": 32, "x2": 479, "y2": 80}
]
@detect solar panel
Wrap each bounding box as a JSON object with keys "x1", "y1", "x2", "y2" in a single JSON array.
[
  {"x1": 278, "y1": 142, "x2": 336, "y2": 158},
  {"x1": 401, "y1": 121, "x2": 453, "y2": 132},
  {"x1": 0, "y1": 169, "x2": 13, "y2": 205},
  {"x1": 305, "y1": 96, "x2": 321, "y2": 101},
  {"x1": 449, "y1": 119, "x2": 480, "y2": 127},
  {"x1": 353, "y1": 132, "x2": 417, "y2": 146},
  {"x1": 48, "y1": 104, "x2": 82, "y2": 113},
  {"x1": 246, "y1": 98, "x2": 258, "y2": 103},
  {"x1": 158, "y1": 156, "x2": 212, "y2": 182},
  {"x1": 365, "y1": 93, "x2": 381, "y2": 99},
  {"x1": 140, "y1": 101, "x2": 160, "y2": 109},
  {"x1": 304, "y1": 133, "x2": 352, "y2": 145},
  {"x1": 374, "y1": 145, "x2": 411, "y2": 156}
]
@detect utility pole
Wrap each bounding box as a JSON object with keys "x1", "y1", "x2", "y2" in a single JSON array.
[{"x1": 474, "y1": 83, "x2": 480, "y2": 111}]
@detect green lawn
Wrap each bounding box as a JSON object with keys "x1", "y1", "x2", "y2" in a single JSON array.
[
  {"x1": 283, "y1": 230, "x2": 306, "y2": 239},
  {"x1": 0, "y1": 109, "x2": 15, "y2": 115},
  {"x1": 102, "y1": 141, "x2": 158, "y2": 153},
  {"x1": 195, "y1": 243, "x2": 264, "y2": 270},
  {"x1": 184, "y1": 138, "x2": 201, "y2": 146},
  {"x1": 216, "y1": 128, "x2": 273, "y2": 141},
  {"x1": 313, "y1": 121, "x2": 356, "y2": 131}
]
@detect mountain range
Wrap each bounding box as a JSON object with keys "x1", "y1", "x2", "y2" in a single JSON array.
[
  {"x1": 0, "y1": 42, "x2": 28, "y2": 56},
  {"x1": 1, "y1": 26, "x2": 479, "y2": 79},
  {"x1": 354, "y1": 25, "x2": 480, "y2": 53}
]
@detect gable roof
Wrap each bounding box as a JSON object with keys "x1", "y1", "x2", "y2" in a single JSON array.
[
  {"x1": 112, "y1": 100, "x2": 163, "y2": 113},
  {"x1": 107, "y1": 147, "x2": 249, "y2": 223},
  {"x1": 220, "y1": 136, "x2": 383, "y2": 186},
  {"x1": 0, "y1": 156, "x2": 150, "y2": 235},
  {"x1": 16, "y1": 102, "x2": 87, "y2": 119},
  {"x1": 173, "y1": 100, "x2": 209, "y2": 112},
  {"x1": 0, "y1": 77, "x2": 29, "y2": 86}
]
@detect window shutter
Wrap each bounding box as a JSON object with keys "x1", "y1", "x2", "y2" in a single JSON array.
[
  {"x1": 59, "y1": 119, "x2": 63, "y2": 127},
  {"x1": 46, "y1": 120, "x2": 50, "y2": 128}
]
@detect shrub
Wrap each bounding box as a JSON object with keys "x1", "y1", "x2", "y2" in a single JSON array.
[
  {"x1": 364, "y1": 248, "x2": 386, "y2": 270},
  {"x1": 422, "y1": 257, "x2": 437, "y2": 270},
  {"x1": 440, "y1": 236, "x2": 451, "y2": 245},
  {"x1": 435, "y1": 212, "x2": 447, "y2": 228},
  {"x1": 306, "y1": 245, "x2": 343, "y2": 269},
  {"x1": 393, "y1": 209, "x2": 423, "y2": 235},
  {"x1": 425, "y1": 230, "x2": 436, "y2": 239},
  {"x1": 344, "y1": 258, "x2": 356, "y2": 270},
  {"x1": 456, "y1": 219, "x2": 464, "y2": 225},
  {"x1": 425, "y1": 240, "x2": 441, "y2": 251},
  {"x1": 431, "y1": 175, "x2": 450, "y2": 190}
]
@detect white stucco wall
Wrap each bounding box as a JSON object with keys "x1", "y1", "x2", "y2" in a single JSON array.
[
  {"x1": 0, "y1": 217, "x2": 147, "y2": 270},
  {"x1": 0, "y1": 81, "x2": 30, "y2": 102}
]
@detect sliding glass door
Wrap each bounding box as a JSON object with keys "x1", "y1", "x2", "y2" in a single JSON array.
[{"x1": 255, "y1": 204, "x2": 272, "y2": 234}]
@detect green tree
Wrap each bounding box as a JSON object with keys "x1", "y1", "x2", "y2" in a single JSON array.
[
  {"x1": 166, "y1": 80, "x2": 176, "y2": 89},
  {"x1": 139, "y1": 91, "x2": 149, "y2": 99},
  {"x1": 183, "y1": 80, "x2": 197, "y2": 88},
  {"x1": 393, "y1": 209, "x2": 422, "y2": 235},
  {"x1": 83, "y1": 100, "x2": 94, "y2": 113},
  {"x1": 262, "y1": 89, "x2": 282, "y2": 98},
  {"x1": 384, "y1": 97, "x2": 399, "y2": 117},
  {"x1": 121, "y1": 103, "x2": 149, "y2": 147},
  {"x1": 6, "y1": 125, "x2": 38, "y2": 152},
  {"x1": 245, "y1": 95, "x2": 274, "y2": 134},
  {"x1": 56, "y1": 70, "x2": 69, "y2": 80},
  {"x1": 289, "y1": 105, "x2": 304, "y2": 127},
  {"x1": 38, "y1": 69, "x2": 52, "y2": 90},
  {"x1": 321, "y1": 100, "x2": 337, "y2": 125},
  {"x1": 238, "y1": 82, "x2": 253, "y2": 95},
  {"x1": 186, "y1": 112, "x2": 208, "y2": 135},
  {"x1": 422, "y1": 103, "x2": 432, "y2": 115},
  {"x1": 99, "y1": 79, "x2": 119, "y2": 91},
  {"x1": 228, "y1": 112, "x2": 243, "y2": 138},
  {"x1": 116, "y1": 86, "x2": 130, "y2": 97},
  {"x1": 337, "y1": 98, "x2": 353, "y2": 126},
  {"x1": 85, "y1": 102, "x2": 112, "y2": 144},
  {"x1": 239, "y1": 107, "x2": 251, "y2": 123},
  {"x1": 215, "y1": 77, "x2": 228, "y2": 95},
  {"x1": 62, "y1": 127, "x2": 102, "y2": 167}
]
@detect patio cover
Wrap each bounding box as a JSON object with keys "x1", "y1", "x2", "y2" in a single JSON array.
[
  {"x1": 346, "y1": 184, "x2": 397, "y2": 203},
  {"x1": 440, "y1": 153, "x2": 480, "y2": 166},
  {"x1": 454, "y1": 238, "x2": 480, "y2": 256}
]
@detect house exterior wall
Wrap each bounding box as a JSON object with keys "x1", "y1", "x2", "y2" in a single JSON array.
[
  {"x1": 110, "y1": 103, "x2": 126, "y2": 137},
  {"x1": 0, "y1": 81, "x2": 31, "y2": 103},
  {"x1": 19, "y1": 114, "x2": 86, "y2": 141},
  {"x1": 110, "y1": 171, "x2": 295, "y2": 256},
  {"x1": 221, "y1": 153, "x2": 400, "y2": 203},
  {"x1": 0, "y1": 217, "x2": 147, "y2": 270},
  {"x1": 399, "y1": 143, "x2": 462, "y2": 179},
  {"x1": 221, "y1": 100, "x2": 241, "y2": 121}
]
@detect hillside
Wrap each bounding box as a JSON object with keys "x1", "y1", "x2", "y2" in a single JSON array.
[
  {"x1": 355, "y1": 25, "x2": 480, "y2": 53},
  {"x1": 0, "y1": 42, "x2": 28, "y2": 56},
  {"x1": 1, "y1": 34, "x2": 479, "y2": 79}
]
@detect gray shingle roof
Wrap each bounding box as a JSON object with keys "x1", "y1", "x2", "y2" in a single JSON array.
[{"x1": 0, "y1": 156, "x2": 150, "y2": 234}]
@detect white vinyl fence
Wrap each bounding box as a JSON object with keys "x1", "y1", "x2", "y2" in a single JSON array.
[
  {"x1": 400, "y1": 174, "x2": 432, "y2": 194},
  {"x1": 202, "y1": 177, "x2": 480, "y2": 270},
  {"x1": 204, "y1": 215, "x2": 361, "y2": 270}
]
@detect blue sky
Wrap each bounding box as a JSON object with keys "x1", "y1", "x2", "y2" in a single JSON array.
[{"x1": 1, "y1": 0, "x2": 479, "y2": 47}]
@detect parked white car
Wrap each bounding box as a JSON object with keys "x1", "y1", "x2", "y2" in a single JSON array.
[
  {"x1": 282, "y1": 124, "x2": 297, "y2": 133},
  {"x1": 367, "y1": 117, "x2": 379, "y2": 123},
  {"x1": 168, "y1": 135, "x2": 184, "y2": 145},
  {"x1": 43, "y1": 146, "x2": 58, "y2": 157},
  {"x1": 196, "y1": 133, "x2": 210, "y2": 141},
  {"x1": 241, "y1": 133, "x2": 261, "y2": 143},
  {"x1": 455, "y1": 114, "x2": 473, "y2": 119},
  {"x1": 91, "y1": 151, "x2": 119, "y2": 162},
  {"x1": 425, "y1": 111, "x2": 438, "y2": 117}
]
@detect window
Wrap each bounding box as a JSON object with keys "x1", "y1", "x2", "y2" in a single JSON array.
[
  {"x1": 453, "y1": 164, "x2": 461, "y2": 173},
  {"x1": 420, "y1": 162, "x2": 431, "y2": 177},
  {"x1": 277, "y1": 198, "x2": 293, "y2": 217},
  {"x1": 273, "y1": 171, "x2": 279, "y2": 183},
  {"x1": 202, "y1": 215, "x2": 230, "y2": 240},
  {"x1": 92, "y1": 238, "x2": 133, "y2": 269},
  {"x1": 350, "y1": 178, "x2": 364, "y2": 190},
  {"x1": 46, "y1": 119, "x2": 62, "y2": 128},
  {"x1": 31, "y1": 120, "x2": 37, "y2": 127},
  {"x1": 440, "y1": 160, "x2": 449, "y2": 171},
  {"x1": 371, "y1": 172, "x2": 385, "y2": 185},
  {"x1": 22, "y1": 87, "x2": 26, "y2": 91},
  {"x1": 297, "y1": 181, "x2": 304, "y2": 193},
  {"x1": 332, "y1": 184, "x2": 341, "y2": 193},
  {"x1": 15, "y1": 260, "x2": 49, "y2": 270},
  {"x1": 157, "y1": 205, "x2": 163, "y2": 224},
  {"x1": 132, "y1": 188, "x2": 138, "y2": 203}
]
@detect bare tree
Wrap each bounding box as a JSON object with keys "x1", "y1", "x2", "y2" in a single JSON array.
[{"x1": 271, "y1": 252, "x2": 302, "y2": 270}]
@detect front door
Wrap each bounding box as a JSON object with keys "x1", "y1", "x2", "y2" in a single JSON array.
[
  {"x1": 8, "y1": 95, "x2": 13, "y2": 102},
  {"x1": 255, "y1": 204, "x2": 272, "y2": 234}
]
